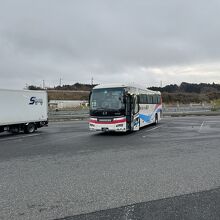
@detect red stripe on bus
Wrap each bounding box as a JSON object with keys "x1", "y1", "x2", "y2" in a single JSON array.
[{"x1": 154, "y1": 104, "x2": 161, "y2": 111}]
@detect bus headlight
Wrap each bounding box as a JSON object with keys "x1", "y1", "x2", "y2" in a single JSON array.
[{"x1": 90, "y1": 123, "x2": 95, "y2": 127}]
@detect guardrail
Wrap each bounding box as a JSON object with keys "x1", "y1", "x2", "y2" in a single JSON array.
[
  {"x1": 163, "y1": 103, "x2": 212, "y2": 113},
  {"x1": 48, "y1": 104, "x2": 220, "y2": 121},
  {"x1": 49, "y1": 112, "x2": 220, "y2": 122},
  {"x1": 49, "y1": 110, "x2": 89, "y2": 121}
]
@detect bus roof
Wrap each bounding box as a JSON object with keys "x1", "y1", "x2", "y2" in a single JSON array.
[
  {"x1": 94, "y1": 83, "x2": 127, "y2": 89},
  {"x1": 93, "y1": 83, "x2": 161, "y2": 94}
]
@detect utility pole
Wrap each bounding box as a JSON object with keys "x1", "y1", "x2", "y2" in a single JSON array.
[
  {"x1": 160, "y1": 80, "x2": 163, "y2": 88},
  {"x1": 59, "y1": 78, "x2": 62, "y2": 87},
  {"x1": 91, "y1": 76, "x2": 94, "y2": 85},
  {"x1": 43, "y1": 80, "x2": 45, "y2": 89}
]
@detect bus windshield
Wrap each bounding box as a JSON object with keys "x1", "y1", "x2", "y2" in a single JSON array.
[{"x1": 90, "y1": 88, "x2": 125, "y2": 110}]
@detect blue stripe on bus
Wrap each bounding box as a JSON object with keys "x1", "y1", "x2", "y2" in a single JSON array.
[
  {"x1": 139, "y1": 108, "x2": 162, "y2": 123},
  {"x1": 139, "y1": 114, "x2": 151, "y2": 122}
]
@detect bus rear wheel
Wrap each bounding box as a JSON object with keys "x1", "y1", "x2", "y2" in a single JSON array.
[{"x1": 154, "y1": 114, "x2": 158, "y2": 125}]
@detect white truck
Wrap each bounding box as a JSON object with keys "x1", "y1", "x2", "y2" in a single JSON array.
[{"x1": 0, "y1": 89, "x2": 48, "y2": 134}]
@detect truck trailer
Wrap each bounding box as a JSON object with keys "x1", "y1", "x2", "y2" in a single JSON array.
[{"x1": 0, "y1": 89, "x2": 48, "y2": 134}]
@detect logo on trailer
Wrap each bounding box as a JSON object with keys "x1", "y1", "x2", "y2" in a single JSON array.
[{"x1": 29, "y1": 97, "x2": 43, "y2": 105}]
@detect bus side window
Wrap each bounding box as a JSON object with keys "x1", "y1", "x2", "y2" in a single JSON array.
[
  {"x1": 158, "y1": 95, "x2": 161, "y2": 104},
  {"x1": 144, "y1": 95, "x2": 148, "y2": 104},
  {"x1": 139, "y1": 94, "x2": 143, "y2": 104},
  {"x1": 152, "y1": 95, "x2": 156, "y2": 104},
  {"x1": 133, "y1": 96, "x2": 139, "y2": 114},
  {"x1": 140, "y1": 94, "x2": 147, "y2": 104},
  {"x1": 147, "y1": 95, "x2": 153, "y2": 104},
  {"x1": 146, "y1": 95, "x2": 149, "y2": 104}
]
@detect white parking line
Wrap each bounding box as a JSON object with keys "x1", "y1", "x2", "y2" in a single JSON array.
[
  {"x1": 142, "y1": 125, "x2": 163, "y2": 138},
  {"x1": 199, "y1": 121, "x2": 205, "y2": 132},
  {"x1": 0, "y1": 133, "x2": 41, "y2": 142}
]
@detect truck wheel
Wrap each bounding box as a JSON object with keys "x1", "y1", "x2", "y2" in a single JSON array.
[
  {"x1": 24, "y1": 123, "x2": 36, "y2": 134},
  {"x1": 9, "y1": 126, "x2": 20, "y2": 134}
]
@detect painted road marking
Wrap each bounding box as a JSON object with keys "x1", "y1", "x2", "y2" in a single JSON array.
[
  {"x1": 199, "y1": 121, "x2": 205, "y2": 132},
  {"x1": 142, "y1": 125, "x2": 163, "y2": 138}
]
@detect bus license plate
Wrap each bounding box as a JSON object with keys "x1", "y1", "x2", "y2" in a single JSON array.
[{"x1": 98, "y1": 119, "x2": 112, "y2": 122}]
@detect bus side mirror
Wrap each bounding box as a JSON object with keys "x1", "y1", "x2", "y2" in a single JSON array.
[
  {"x1": 123, "y1": 95, "x2": 126, "y2": 103},
  {"x1": 88, "y1": 92, "x2": 92, "y2": 107}
]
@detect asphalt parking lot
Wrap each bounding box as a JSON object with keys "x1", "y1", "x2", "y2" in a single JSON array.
[{"x1": 0, "y1": 116, "x2": 220, "y2": 220}]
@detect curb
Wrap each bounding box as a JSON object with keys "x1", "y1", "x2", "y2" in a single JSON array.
[{"x1": 163, "y1": 111, "x2": 220, "y2": 117}]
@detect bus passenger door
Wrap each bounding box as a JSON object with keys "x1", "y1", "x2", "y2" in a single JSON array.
[
  {"x1": 125, "y1": 94, "x2": 132, "y2": 131},
  {"x1": 125, "y1": 94, "x2": 140, "y2": 131},
  {"x1": 132, "y1": 95, "x2": 140, "y2": 131}
]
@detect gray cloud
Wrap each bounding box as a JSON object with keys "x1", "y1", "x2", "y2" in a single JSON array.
[{"x1": 1, "y1": 0, "x2": 220, "y2": 89}]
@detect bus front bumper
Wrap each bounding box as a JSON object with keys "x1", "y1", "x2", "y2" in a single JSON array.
[{"x1": 89, "y1": 117, "x2": 127, "y2": 132}]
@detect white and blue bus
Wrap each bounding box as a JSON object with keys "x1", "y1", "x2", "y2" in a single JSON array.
[{"x1": 89, "y1": 83, "x2": 162, "y2": 132}]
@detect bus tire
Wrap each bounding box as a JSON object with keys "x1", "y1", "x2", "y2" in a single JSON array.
[
  {"x1": 24, "y1": 123, "x2": 36, "y2": 134},
  {"x1": 154, "y1": 114, "x2": 158, "y2": 125}
]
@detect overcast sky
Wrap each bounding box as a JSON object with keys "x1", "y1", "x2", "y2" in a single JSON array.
[{"x1": 0, "y1": 0, "x2": 220, "y2": 89}]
